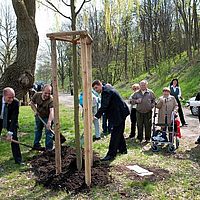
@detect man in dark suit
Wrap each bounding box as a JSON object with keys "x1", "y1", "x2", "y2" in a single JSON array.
[
  {"x1": 0, "y1": 87, "x2": 22, "y2": 164},
  {"x1": 92, "y1": 80, "x2": 130, "y2": 161}
]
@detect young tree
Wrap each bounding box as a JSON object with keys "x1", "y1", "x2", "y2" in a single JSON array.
[
  {"x1": 0, "y1": 4, "x2": 16, "y2": 75},
  {"x1": 39, "y1": 0, "x2": 91, "y2": 171}
]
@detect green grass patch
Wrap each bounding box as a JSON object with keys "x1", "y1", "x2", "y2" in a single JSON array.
[
  {"x1": 117, "y1": 53, "x2": 200, "y2": 100},
  {"x1": 0, "y1": 105, "x2": 200, "y2": 199}
]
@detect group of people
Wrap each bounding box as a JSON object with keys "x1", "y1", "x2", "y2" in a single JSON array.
[
  {"x1": 92, "y1": 78, "x2": 191, "y2": 161},
  {"x1": 0, "y1": 78, "x2": 199, "y2": 164},
  {"x1": 79, "y1": 85, "x2": 113, "y2": 141},
  {"x1": 0, "y1": 84, "x2": 54, "y2": 164}
]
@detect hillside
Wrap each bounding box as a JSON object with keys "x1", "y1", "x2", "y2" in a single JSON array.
[{"x1": 117, "y1": 53, "x2": 200, "y2": 100}]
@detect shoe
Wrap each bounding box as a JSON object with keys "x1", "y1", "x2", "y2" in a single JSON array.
[
  {"x1": 195, "y1": 140, "x2": 200, "y2": 144},
  {"x1": 181, "y1": 123, "x2": 188, "y2": 127},
  {"x1": 32, "y1": 146, "x2": 46, "y2": 151},
  {"x1": 93, "y1": 137, "x2": 101, "y2": 141},
  {"x1": 143, "y1": 140, "x2": 150, "y2": 144},
  {"x1": 101, "y1": 155, "x2": 115, "y2": 161},
  {"x1": 101, "y1": 132, "x2": 106, "y2": 137},
  {"x1": 119, "y1": 150, "x2": 127, "y2": 154},
  {"x1": 104, "y1": 132, "x2": 110, "y2": 136},
  {"x1": 45, "y1": 148, "x2": 53, "y2": 151},
  {"x1": 137, "y1": 139, "x2": 143, "y2": 144},
  {"x1": 15, "y1": 161, "x2": 25, "y2": 166},
  {"x1": 129, "y1": 135, "x2": 135, "y2": 140}
]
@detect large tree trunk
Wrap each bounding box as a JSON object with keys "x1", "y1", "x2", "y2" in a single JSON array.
[{"x1": 0, "y1": 0, "x2": 39, "y2": 99}]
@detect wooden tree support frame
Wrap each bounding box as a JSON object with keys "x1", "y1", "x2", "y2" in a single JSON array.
[{"x1": 47, "y1": 30, "x2": 93, "y2": 186}]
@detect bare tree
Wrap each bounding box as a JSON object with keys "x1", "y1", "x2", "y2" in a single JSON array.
[
  {"x1": 36, "y1": 61, "x2": 51, "y2": 82},
  {"x1": 0, "y1": 4, "x2": 17, "y2": 75},
  {"x1": 174, "y1": 0, "x2": 193, "y2": 60},
  {"x1": 36, "y1": 42, "x2": 51, "y2": 83},
  {"x1": 57, "y1": 41, "x2": 70, "y2": 90}
]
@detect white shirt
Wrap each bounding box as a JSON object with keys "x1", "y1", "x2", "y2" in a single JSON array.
[
  {"x1": 171, "y1": 85, "x2": 182, "y2": 98},
  {"x1": 1, "y1": 97, "x2": 13, "y2": 135}
]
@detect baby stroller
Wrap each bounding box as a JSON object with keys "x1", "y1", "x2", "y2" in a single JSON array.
[{"x1": 151, "y1": 106, "x2": 180, "y2": 153}]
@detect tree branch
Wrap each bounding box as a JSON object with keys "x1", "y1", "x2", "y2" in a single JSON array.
[
  {"x1": 61, "y1": 0, "x2": 70, "y2": 7},
  {"x1": 43, "y1": 0, "x2": 72, "y2": 21},
  {"x1": 75, "y1": 0, "x2": 91, "y2": 17},
  {"x1": 11, "y1": 0, "x2": 29, "y2": 20}
]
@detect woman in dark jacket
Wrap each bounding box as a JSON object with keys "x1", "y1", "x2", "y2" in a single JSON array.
[{"x1": 170, "y1": 78, "x2": 188, "y2": 126}]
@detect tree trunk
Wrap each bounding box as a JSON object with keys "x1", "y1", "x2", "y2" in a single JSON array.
[
  {"x1": 192, "y1": 0, "x2": 199, "y2": 52},
  {"x1": 0, "y1": 0, "x2": 39, "y2": 99},
  {"x1": 71, "y1": 0, "x2": 82, "y2": 171},
  {"x1": 124, "y1": 17, "x2": 129, "y2": 81}
]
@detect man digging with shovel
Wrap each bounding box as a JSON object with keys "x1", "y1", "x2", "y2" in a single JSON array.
[
  {"x1": 30, "y1": 84, "x2": 54, "y2": 151},
  {"x1": 0, "y1": 87, "x2": 23, "y2": 164}
]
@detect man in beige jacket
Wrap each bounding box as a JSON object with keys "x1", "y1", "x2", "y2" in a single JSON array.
[{"x1": 131, "y1": 80, "x2": 155, "y2": 143}]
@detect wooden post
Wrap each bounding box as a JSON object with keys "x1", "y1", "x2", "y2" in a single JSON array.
[
  {"x1": 51, "y1": 39, "x2": 62, "y2": 174},
  {"x1": 80, "y1": 37, "x2": 92, "y2": 186},
  {"x1": 86, "y1": 42, "x2": 93, "y2": 166}
]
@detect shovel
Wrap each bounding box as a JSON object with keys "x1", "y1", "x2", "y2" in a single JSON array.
[
  {"x1": 1, "y1": 136, "x2": 45, "y2": 151},
  {"x1": 30, "y1": 103, "x2": 66, "y2": 144}
]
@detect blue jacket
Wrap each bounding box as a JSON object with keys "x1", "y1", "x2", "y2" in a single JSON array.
[{"x1": 95, "y1": 86, "x2": 129, "y2": 126}]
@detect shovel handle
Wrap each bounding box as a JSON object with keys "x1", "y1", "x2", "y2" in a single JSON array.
[
  {"x1": 30, "y1": 103, "x2": 55, "y2": 135},
  {"x1": 1, "y1": 136, "x2": 33, "y2": 149}
]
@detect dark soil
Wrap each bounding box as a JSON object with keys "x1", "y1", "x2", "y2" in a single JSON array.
[
  {"x1": 30, "y1": 146, "x2": 111, "y2": 193},
  {"x1": 114, "y1": 165, "x2": 169, "y2": 182}
]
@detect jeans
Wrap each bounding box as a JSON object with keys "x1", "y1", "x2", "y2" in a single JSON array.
[
  {"x1": 102, "y1": 113, "x2": 113, "y2": 133},
  {"x1": 93, "y1": 118, "x2": 100, "y2": 138},
  {"x1": 34, "y1": 115, "x2": 53, "y2": 150}
]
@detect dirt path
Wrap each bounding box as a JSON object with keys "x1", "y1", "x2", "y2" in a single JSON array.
[
  {"x1": 59, "y1": 92, "x2": 199, "y2": 140},
  {"x1": 59, "y1": 92, "x2": 74, "y2": 108}
]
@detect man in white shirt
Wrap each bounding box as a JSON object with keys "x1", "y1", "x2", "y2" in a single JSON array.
[{"x1": 0, "y1": 87, "x2": 22, "y2": 164}]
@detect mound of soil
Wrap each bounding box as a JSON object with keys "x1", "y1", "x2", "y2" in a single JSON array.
[{"x1": 30, "y1": 146, "x2": 110, "y2": 193}]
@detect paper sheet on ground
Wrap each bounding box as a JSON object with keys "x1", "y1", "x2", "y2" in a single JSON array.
[{"x1": 126, "y1": 165, "x2": 153, "y2": 176}]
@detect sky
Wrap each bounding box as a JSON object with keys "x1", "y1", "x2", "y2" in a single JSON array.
[{"x1": 0, "y1": 0, "x2": 101, "y2": 50}]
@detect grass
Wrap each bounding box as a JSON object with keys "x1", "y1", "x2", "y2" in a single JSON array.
[
  {"x1": 117, "y1": 53, "x2": 200, "y2": 100},
  {"x1": 0, "y1": 105, "x2": 200, "y2": 199}
]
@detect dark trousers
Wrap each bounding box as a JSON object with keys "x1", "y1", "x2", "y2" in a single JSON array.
[
  {"x1": 130, "y1": 108, "x2": 137, "y2": 138},
  {"x1": 107, "y1": 121, "x2": 127, "y2": 157},
  {"x1": 11, "y1": 130, "x2": 22, "y2": 163},
  {"x1": 196, "y1": 107, "x2": 200, "y2": 142},
  {"x1": 176, "y1": 98, "x2": 186, "y2": 125},
  {"x1": 0, "y1": 122, "x2": 22, "y2": 163},
  {"x1": 136, "y1": 111, "x2": 152, "y2": 141},
  {"x1": 102, "y1": 113, "x2": 113, "y2": 133}
]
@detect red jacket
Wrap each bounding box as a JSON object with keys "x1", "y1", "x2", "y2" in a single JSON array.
[{"x1": 175, "y1": 118, "x2": 181, "y2": 138}]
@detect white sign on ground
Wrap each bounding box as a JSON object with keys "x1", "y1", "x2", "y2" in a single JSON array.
[{"x1": 126, "y1": 165, "x2": 153, "y2": 176}]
